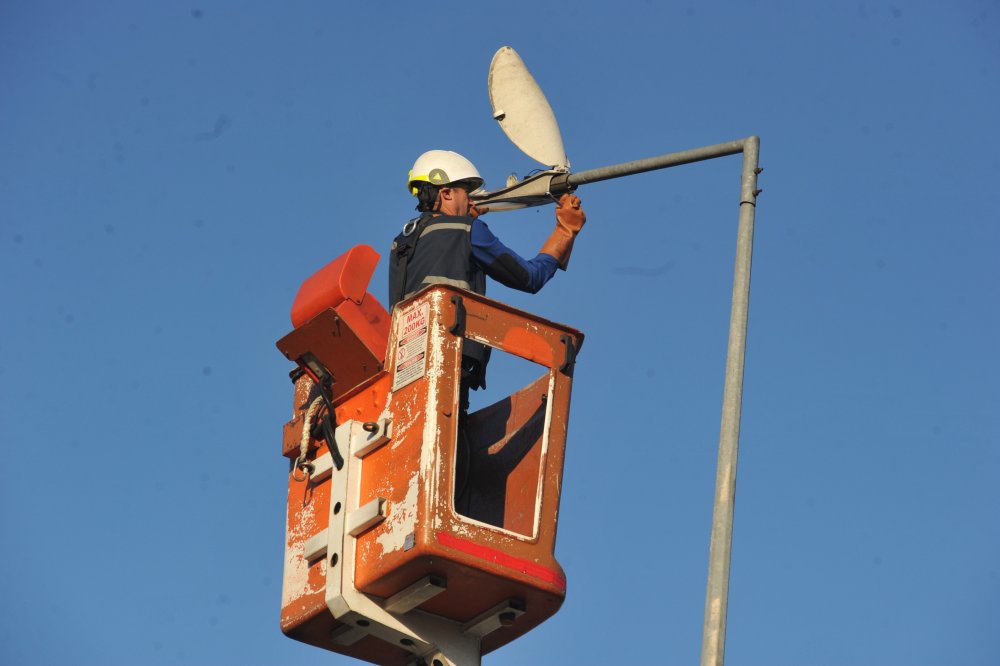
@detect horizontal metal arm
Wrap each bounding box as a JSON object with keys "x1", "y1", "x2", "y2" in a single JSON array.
[
  {"x1": 475, "y1": 137, "x2": 757, "y2": 212},
  {"x1": 555, "y1": 138, "x2": 751, "y2": 192}
]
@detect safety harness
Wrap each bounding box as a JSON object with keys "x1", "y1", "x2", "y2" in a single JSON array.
[{"x1": 388, "y1": 212, "x2": 435, "y2": 308}]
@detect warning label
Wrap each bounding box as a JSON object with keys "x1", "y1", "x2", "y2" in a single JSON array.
[{"x1": 392, "y1": 302, "x2": 430, "y2": 391}]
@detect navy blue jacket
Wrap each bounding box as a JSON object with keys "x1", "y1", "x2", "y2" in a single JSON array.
[{"x1": 389, "y1": 213, "x2": 559, "y2": 388}]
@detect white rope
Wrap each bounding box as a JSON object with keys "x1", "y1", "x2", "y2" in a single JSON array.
[{"x1": 293, "y1": 395, "x2": 324, "y2": 481}]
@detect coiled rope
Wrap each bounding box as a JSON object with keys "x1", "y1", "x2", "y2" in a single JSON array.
[{"x1": 292, "y1": 395, "x2": 324, "y2": 482}]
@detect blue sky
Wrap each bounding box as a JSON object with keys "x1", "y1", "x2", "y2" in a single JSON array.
[{"x1": 1, "y1": 2, "x2": 997, "y2": 665}]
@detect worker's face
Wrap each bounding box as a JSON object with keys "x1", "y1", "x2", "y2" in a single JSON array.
[{"x1": 438, "y1": 184, "x2": 471, "y2": 216}]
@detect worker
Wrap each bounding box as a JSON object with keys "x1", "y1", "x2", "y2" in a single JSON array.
[
  {"x1": 389, "y1": 149, "x2": 586, "y2": 400},
  {"x1": 389, "y1": 150, "x2": 585, "y2": 517}
]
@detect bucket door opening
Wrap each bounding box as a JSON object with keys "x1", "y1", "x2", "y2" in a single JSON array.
[{"x1": 454, "y1": 343, "x2": 551, "y2": 538}]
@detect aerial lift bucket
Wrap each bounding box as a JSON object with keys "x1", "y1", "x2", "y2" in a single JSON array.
[{"x1": 276, "y1": 245, "x2": 583, "y2": 665}]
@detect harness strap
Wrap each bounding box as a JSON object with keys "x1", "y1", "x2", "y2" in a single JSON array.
[
  {"x1": 391, "y1": 212, "x2": 435, "y2": 306},
  {"x1": 403, "y1": 276, "x2": 472, "y2": 300}
]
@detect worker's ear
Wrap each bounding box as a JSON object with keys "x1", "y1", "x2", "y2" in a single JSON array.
[{"x1": 436, "y1": 187, "x2": 458, "y2": 212}]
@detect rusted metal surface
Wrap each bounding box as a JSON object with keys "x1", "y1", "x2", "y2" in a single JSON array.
[{"x1": 278, "y1": 285, "x2": 583, "y2": 664}]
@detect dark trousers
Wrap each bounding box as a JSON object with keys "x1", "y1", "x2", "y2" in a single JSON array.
[{"x1": 454, "y1": 357, "x2": 478, "y2": 513}]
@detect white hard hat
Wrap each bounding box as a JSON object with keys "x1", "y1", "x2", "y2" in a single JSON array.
[{"x1": 408, "y1": 150, "x2": 484, "y2": 196}]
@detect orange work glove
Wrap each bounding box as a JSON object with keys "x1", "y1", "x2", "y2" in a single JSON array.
[
  {"x1": 555, "y1": 193, "x2": 586, "y2": 234},
  {"x1": 469, "y1": 203, "x2": 489, "y2": 219},
  {"x1": 540, "y1": 193, "x2": 586, "y2": 269}
]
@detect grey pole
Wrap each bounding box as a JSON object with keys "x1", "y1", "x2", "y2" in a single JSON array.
[
  {"x1": 495, "y1": 136, "x2": 761, "y2": 666},
  {"x1": 563, "y1": 139, "x2": 745, "y2": 190},
  {"x1": 699, "y1": 136, "x2": 760, "y2": 666}
]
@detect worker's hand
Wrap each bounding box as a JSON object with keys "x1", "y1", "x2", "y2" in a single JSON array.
[
  {"x1": 541, "y1": 194, "x2": 586, "y2": 270},
  {"x1": 555, "y1": 194, "x2": 586, "y2": 235},
  {"x1": 469, "y1": 203, "x2": 489, "y2": 219}
]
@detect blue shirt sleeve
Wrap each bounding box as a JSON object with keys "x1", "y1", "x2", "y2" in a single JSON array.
[{"x1": 470, "y1": 219, "x2": 559, "y2": 294}]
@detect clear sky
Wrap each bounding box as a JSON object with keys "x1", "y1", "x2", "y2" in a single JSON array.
[{"x1": 1, "y1": 2, "x2": 997, "y2": 665}]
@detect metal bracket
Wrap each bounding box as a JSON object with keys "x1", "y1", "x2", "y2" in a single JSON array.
[
  {"x1": 384, "y1": 575, "x2": 447, "y2": 615},
  {"x1": 346, "y1": 497, "x2": 387, "y2": 537},
  {"x1": 559, "y1": 334, "x2": 577, "y2": 375},
  {"x1": 304, "y1": 529, "x2": 329, "y2": 563},
  {"x1": 355, "y1": 417, "x2": 392, "y2": 458},
  {"x1": 309, "y1": 452, "x2": 335, "y2": 483},
  {"x1": 408, "y1": 652, "x2": 461, "y2": 666},
  {"x1": 297, "y1": 352, "x2": 335, "y2": 388},
  {"x1": 323, "y1": 420, "x2": 484, "y2": 665},
  {"x1": 461, "y1": 599, "x2": 526, "y2": 639},
  {"x1": 470, "y1": 170, "x2": 568, "y2": 211},
  {"x1": 329, "y1": 622, "x2": 368, "y2": 647},
  {"x1": 449, "y1": 295, "x2": 466, "y2": 336}
]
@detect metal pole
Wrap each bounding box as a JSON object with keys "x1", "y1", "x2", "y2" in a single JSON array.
[
  {"x1": 479, "y1": 139, "x2": 751, "y2": 210},
  {"x1": 565, "y1": 139, "x2": 745, "y2": 188},
  {"x1": 699, "y1": 136, "x2": 760, "y2": 666},
  {"x1": 493, "y1": 134, "x2": 761, "y2": 664}
]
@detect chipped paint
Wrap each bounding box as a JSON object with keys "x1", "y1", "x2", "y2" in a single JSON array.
[
  {"x1": 280, "y1": 285, "x2": 583, "y2": 659},
  {"x1": 375, "y1": 471, "x2": 419, "y2": 555},
  {"x1": 420, "y1": 293, "x2": 448, "y2": 491},
  {"x1": 529, "y1": 371, "x2": 557, "y2": 540},
  {"x1": 281, "y1": 498, "x2": 325, "y2": 610}
]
